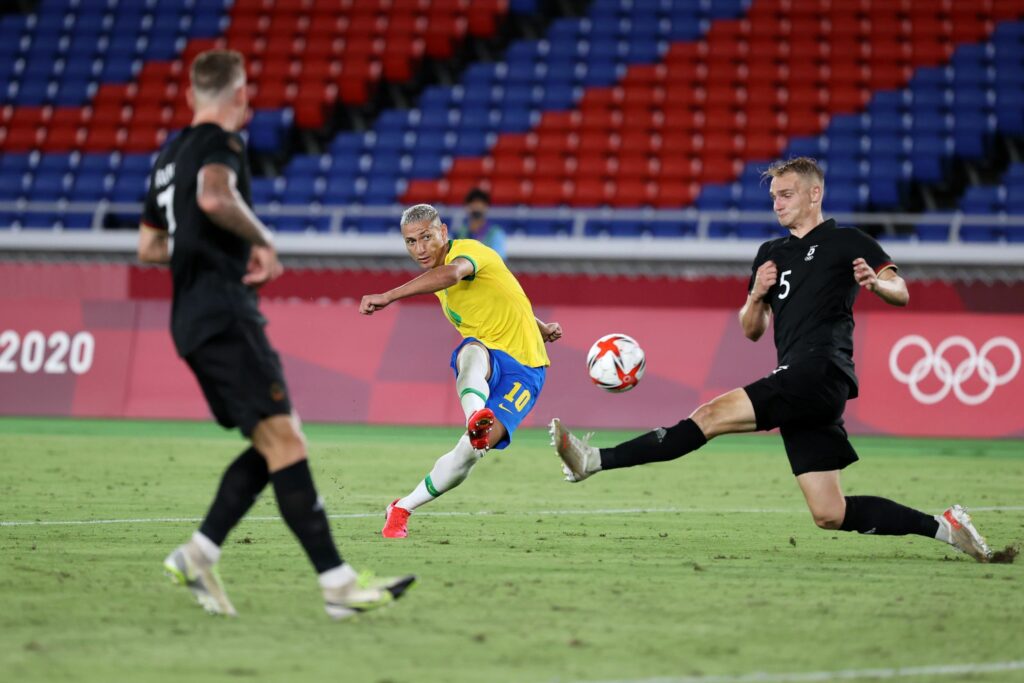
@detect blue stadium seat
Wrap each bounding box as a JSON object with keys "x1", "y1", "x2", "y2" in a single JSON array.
[
  {"x1": 695, "y1": 184, "x2": 736, "y2": 210},
  {"x1": 27, "y1": 173, "x2": 68, "y2": 201},
  {"x1": 325, "y1": 176, "x2": 361, "y2": 203},
  {"x1": 248, "y1": 109, "x2": 293, "y2": 154},
  {"x1": 58, "y1": 212, "x2": 96, "y2": 230},
  {"x1": 250, "y1": 177, "x2": 279, "y2": 204},
  {"x1": 279, "y1": 177, "x2": 321, "y2": 205},
  {"x1": 345, "y1": 217, "x2": 394, "y2": 234},
  {"x1": 109, "y1": 174, "x2": 148, "y2": 202},
  {"x1": 961, "y1": 185, "x2": 1005, "y2": 213},
  {"x1": 68, "y1": 174, "x2": 109, "y2": 201}
]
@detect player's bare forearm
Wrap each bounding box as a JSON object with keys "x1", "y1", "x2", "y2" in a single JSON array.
[
  {"x1": 197, "y1": 164, "x2": 273, "y2": 247},
  {"x1": 739, "y1": 295, "x2": 771, "y2": 341},
  {"x1": 853, "y1": 259, "x2": 908, "y2": 307},
  {"x1": 741, "y1": 259, "x2": 776, "y2": 340},
  {"x1": 390, "y1": 264, "x2": 463, "y2": 301},
  {"x1": 203, "y1": 195, "x2": 273, "y2": 246},
  {"x1": 362, "y1": 265, "x2": 463, "y2": 314},
  {"x1": 872, "y1": 272, "x2": 909, "y2": 306},
  {"x1": 137, "y1": 226, "x2": 170, "y2": 264}
]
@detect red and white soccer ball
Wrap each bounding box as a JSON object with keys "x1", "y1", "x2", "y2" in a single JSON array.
[{"x1": 587, "y1": 333, "x2": 646, "y2": 393}]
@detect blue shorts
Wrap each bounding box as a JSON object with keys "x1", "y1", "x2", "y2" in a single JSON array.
[{"x1": 450, "y1": 337, "x2": 546, "y2": 450}]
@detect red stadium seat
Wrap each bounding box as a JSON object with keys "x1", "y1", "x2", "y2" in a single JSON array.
[
  {"x1": 81, "y1": 127, "x2": 123, "y2": 152},
  {"x1": 402, "y1": 178, "x2": 442, "y2": 205},
  {"x1": 608, "y1": 179, "x2": 653, "y2": 208}
]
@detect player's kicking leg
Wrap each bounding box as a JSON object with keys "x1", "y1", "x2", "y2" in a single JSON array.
[
  {"x1": 550, "y1": 388, "x2": 755, "y2": 481},
  {"x1": 797, "y1": 471, "x2": 993, "y2": 562},
  {"x1": 383, "y1": 342, "x2": 494, "y2": 538}
]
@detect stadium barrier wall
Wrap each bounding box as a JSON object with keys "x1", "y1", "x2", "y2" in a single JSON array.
[
  {"x1": 1, "y1": 298, "x2": 1022, "y2": 438},
  {"x1": 3, "y1": 261, "x2": 1024, "y2": 312}
]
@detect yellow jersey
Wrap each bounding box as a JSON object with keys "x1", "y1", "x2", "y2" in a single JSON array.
[{"x1": 434, "y1": 239, "x2": 549, "y2": 368}]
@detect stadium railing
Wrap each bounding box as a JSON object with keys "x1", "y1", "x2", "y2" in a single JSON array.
[{"x1": 1, "y1": 202, "x2": 1024, "y2": 266}]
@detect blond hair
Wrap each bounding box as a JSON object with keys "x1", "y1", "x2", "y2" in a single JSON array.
[
  {"x1": 762, "y1": 157, "x2": 825, "y2": 188},
  {"x1": 190, "y1": 50, "x2": 245, "y2": 100},
  {"x1": 401, "y1": 204, "x2": 441, "y2": 227}
]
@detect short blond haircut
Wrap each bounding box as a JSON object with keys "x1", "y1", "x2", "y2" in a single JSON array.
[
  {"x1": 401, "y1": 204, "x2": 441, "y2": 227},
  {"x1": 190, "y1": 50, "x2": 245, "y2": 99},
  {"x1": 762, "y1": 157, "x2": 825, "y2": 188}
]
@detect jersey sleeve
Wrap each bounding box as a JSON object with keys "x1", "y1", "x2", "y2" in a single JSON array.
[
  {"x1": 140, "y1": 164, "x2": 167, "y2": 232},
  {"x1": 199, "y1": 129, "x2": 246, "y2": 175},
  {"x1": 447, "y1": 239, "x2": 497, "y2": 281},
  {"x1": 849, "y1": 228, "x2": 897, "y2": 274},
  {"x1": 746, "y1": 241, "x2": 771, "y2": 294}
]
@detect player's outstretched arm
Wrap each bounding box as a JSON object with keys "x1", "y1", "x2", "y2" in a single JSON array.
[
  {"x1": 536, "y1": 318, "x2": 562, "y2": 343},
  {"x1": 137, "y1": 225, "x2": 170, "y2": 264},
  {"x1": 360, "y1": 259, "x2": 475, "y2": 315},
  {"x1": 853, "y1": 259, "x2": 909, "y2": 306},
  {"x1": 197, "y1": 164, "x2": 274, "y2": 248},
  {"x1": 739, "y1": 260, "x2": 775, "y2": 341}
]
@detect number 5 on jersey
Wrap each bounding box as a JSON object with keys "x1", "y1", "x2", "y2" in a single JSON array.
[{"x1": 778, "y1": 270, "x2": 792, "y2": 299}]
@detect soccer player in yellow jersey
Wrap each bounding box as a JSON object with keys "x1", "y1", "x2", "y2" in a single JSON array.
[{"x1": 360, "y1": 203, "x2": 562, "y2": 538}]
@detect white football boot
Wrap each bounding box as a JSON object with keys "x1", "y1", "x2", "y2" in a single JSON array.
[
  {"x1": 323, "y1": 572, "x2": 416, "y2": 620},
  {"x1": 939, "y1": 504, "x2": 992, "y2": 562},
  {"x1": 163, "y1": 543, "x2": 238, "y2": 616},
  {"x1": 549, "y1": 418, "x2": 601, "y2": 482}
]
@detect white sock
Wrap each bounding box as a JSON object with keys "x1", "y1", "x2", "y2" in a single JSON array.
[
  {"x1": 456, "y1": 344, "x2": 490, "y2": 420},
  {"x1": 318, "y1": 563, "x2": 358, "y2": 591},
  {"x1": 934, "y1": 514, "x2": 952, "y2": 544},
  {"x1": 190, "y1": 530, "x2": 221, "y2": 565},
  {"x1": 397, "y1": 435, "x2": 482, "y2": 511}
]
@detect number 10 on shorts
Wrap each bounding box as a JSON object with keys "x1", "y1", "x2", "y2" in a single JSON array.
[{"x1": 503, "y1": 382, "x2": 531, "y2": 412}]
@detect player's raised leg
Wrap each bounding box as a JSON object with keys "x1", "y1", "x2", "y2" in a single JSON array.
[
  {"x1": 797, "y1": 470, "x2": 992, "y2": 561},
  {"x1": 254, "y1": 414, "x2": 416, "y2": 615},
  {"x1": 551, "y1": 388, "x2": 757, "y2": 482},
  {"x1": 455, "y1": 342, "x2": 497, "y2": 449},
  {"x1": 383, "y1": 342, "x2": 501, "y2": 538}
]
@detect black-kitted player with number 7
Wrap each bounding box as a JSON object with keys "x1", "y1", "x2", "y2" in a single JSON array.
[
  {"x1": 138, "y1": 49, "x2": 414, "y2": 618},
  {"x1": 550, "y1": 157, "x2": 994, "y2": 562}
]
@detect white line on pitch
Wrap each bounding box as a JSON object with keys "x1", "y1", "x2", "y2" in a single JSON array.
[
  {"x1": 2, "y1": 505, "x2": 1022, "y2": 528},
  {"x1": 569, "y1": 659, "x2": 1024, "y2": 683}
]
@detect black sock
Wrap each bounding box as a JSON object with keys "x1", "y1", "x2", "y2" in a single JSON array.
[
  {"x1": 199, "y1": 447, "x2": 269, "y2": 546},
  {"x1": 600, "y1": 419, "x2": 708, "y2": 471},
  {"x1": 271, "y1": 459, "x2": 342, "y2": 574},
  {"x1": 840, "y1": 495, "x2": 940, "y2": 537}
]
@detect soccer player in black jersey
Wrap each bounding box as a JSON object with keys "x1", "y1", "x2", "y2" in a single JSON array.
[
  {"x1": 551, "y1": 157, "x2": 993, "y2": 562},
  {"x1": 137, "y1": 50, "x2": 414, "y2": 617}
]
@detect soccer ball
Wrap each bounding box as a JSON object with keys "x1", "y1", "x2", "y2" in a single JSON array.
[{"x1": 586, "y1": 333, "x2": 646, "y2": 393}]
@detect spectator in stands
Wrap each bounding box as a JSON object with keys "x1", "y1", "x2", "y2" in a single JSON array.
[{"x1": 457, "y1": 188, "x2": 507, "y2": 260}]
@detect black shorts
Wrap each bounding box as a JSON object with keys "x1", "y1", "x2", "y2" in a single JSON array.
[
  {"x1": 743, "y1": 360, "x2": 858, "y2": 476},
  {"x1": 184, "y1": 317, "x2": 292, "y2": 437}
]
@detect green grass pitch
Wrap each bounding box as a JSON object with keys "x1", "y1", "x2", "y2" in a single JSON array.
[{"x1": 1, "y1": 417, "x2": 1022, "y2": 683}]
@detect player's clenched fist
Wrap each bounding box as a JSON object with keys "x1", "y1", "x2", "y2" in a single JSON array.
[
  {"x1": 360, "y1": 293, "x2": 391, "y2": 314},
  {"x1": 852, "y1": 258, "x2": 877, "y2": 291},
  {"x1": 751, "y1": 260, "x2": 778, "y2": 301}
]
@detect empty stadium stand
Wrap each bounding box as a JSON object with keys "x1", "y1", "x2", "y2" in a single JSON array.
[{"x1": 0, "y1": 0, "x2": 1023, "y2": 245}]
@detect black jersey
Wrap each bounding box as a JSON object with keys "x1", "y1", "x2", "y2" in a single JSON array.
[
  {"x1": 746, "y1": 219, "x2": 895, "y2": 397},
  {"x1": 142, "y1": 123, "x2": 262, "y2": 357}
]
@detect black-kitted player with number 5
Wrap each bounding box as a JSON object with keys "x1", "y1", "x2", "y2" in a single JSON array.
[
  {"x1": 138, "y1": 49, "x2": 414, "y2": 618},
  {"x1": 551, "y1": 157, "x2": 994, "y2": 562}
]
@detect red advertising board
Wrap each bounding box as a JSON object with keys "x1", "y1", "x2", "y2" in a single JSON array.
[{"x1": 2, "y1": 299, "x2": 1022, "y2": 438}]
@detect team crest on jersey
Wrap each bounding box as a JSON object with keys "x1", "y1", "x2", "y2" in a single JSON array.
[{"x1": 804, "y1": 245, "x2": 818, "y2": 261}]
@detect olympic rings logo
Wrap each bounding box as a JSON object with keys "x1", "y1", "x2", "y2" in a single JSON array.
[{"x1": 889, "y1": 335, "x2": 1021, "y2": 405}]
